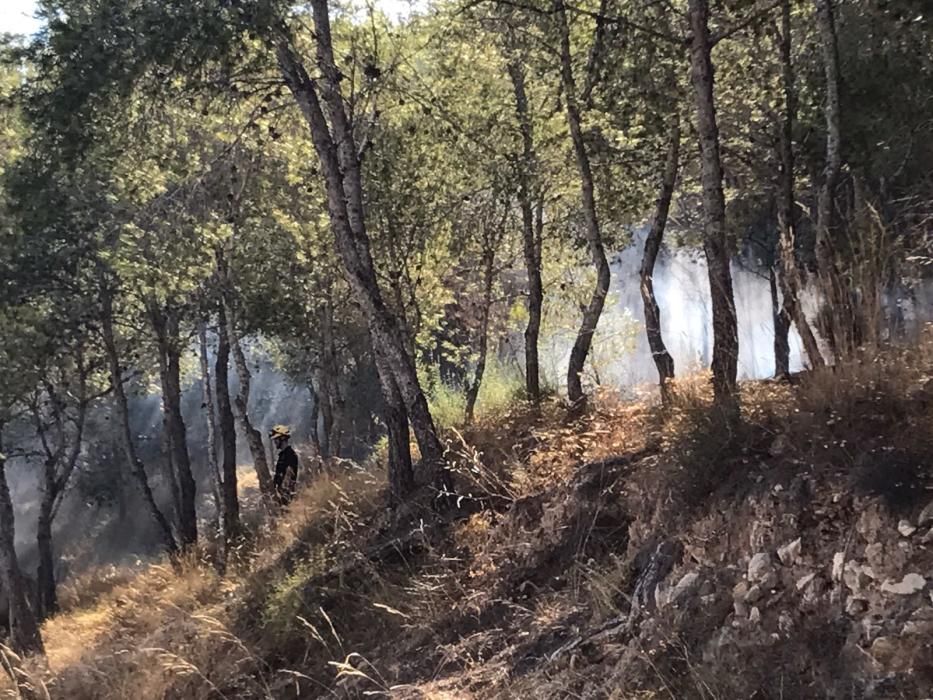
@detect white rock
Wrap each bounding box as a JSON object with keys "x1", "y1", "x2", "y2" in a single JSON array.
[
  {"x1": 670, "y1": 572, "x2": 700, "y2": 605},
  {"x1": 845, "y1": 598, "x2": 867, "y2": 615},
  {"x1": 747, "y1": 553, "x2": 773, "y2": 583},
  {"x1": 832, "y1": 552, "x2": 845, "y2": 581},
  {"x1": 918, "y1": 500, "x2": 933, "y2": 527},
  {"x1": 749, "y1": 606, "x2": 761, "y2": 623},
  {"x1": 745, "y1": 584, "x2": 764, "y2": 604},
  {"x1": 796, "y1": 573, "x2": 817, "y2": 591},
  {"x1": 777, "y1": 538, "x2": 802, "y2": 566},
  {"x1": 880, "y1": 573, "x2": 926, "y2": 595},
  {"x1": 898, "y1": 519, "x2": 917, "y2": 537},
  {"x1": 732, "y1": 580, "x2": 749, "y2": 601}
]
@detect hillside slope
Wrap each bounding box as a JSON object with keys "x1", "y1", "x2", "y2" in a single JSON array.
[{"x1": 5, "y1": 351, "x2": 933, "y2": 699}]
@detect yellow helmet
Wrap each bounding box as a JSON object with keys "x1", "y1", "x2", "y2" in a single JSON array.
[{"x1": 269, "y1": 425, "x2": 291, "y2": 439}]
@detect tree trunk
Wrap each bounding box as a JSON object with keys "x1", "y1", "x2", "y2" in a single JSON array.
[
  {"x1": 215, "y1": 303, "x2": 241, "y2": 540},
  {"x1": 198, "y1": 322, "x2": 224, "y2": 532},
  {"x1": 35, "y1": 484, "x2": 56, "y2": 620},
  {"x1": 812, "y1": 0, "x2": 851, "y2": 358},
  {"x1": 640, "y1": 119, "x2": 680, "y2": 406},
  {"x1": 555, "y1": 1, "x2": 611, "y2": 409},
  {"x1": 150, "y1": 306, "x2": 198, "y2": 548},
  {"x1": 373, "y1": 350, "x2": 415, "y2": 502},
  {"x1": 775, "y1": 0, "x2": 824, "y2": 373},
  {"x1": 770, "y1": 264, "x2": 792, "y2": 378},
  {"x1": 314, "y1": 370, "x2": 334, "y2": 459},
  {"x1": 307, "y1": 382, "x2": 322, "y2": 459},
  {"x1": 320, "y1": 304, "x2": 346, "y2": 458},
  {"x1": 224, "y1": 303, "x2": 274, "y2": 496},
  {"x1": 273, "y1": 15, "x2": 446, "y2": 479},
  {"x1": 688, "y1": 0, "x2": 740, "y2": 412},
  {"x1": 506, "y1": 56, "x2": 544, "y2": 403},
  {"x1": 465, "y1": 246, "x2": 496, "y2": 424},
  {"x1": 101, "y1": 291, "x2": 178, "y2": 554},
  {"x1": 0, "y1": 451, "x2": 44, "y2": 656}
]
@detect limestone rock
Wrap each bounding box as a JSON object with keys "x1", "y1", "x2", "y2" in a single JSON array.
[
  {"x1": 832, "y1": 552, "x2": 845, "y2": 581},
  {"x1": 880, "y1": 573, "x2": 926, "y2": 595},
  {"x1": 747, "y1": 553, "x2": 773, "y2": 583},
  {"x1": 745, "y1": 584, "x2": 764, "y2": 604},
  {"x1": 918, "y1": 499, "x2": 933, "y2": 527},
  {"x1": 869, "y1": 636, "x2": 899, "y2": 665},
  {"x1": 777, "y1": 538, "x2": 802, "y2": 566},
  {"x1": 669, "y1": 572, "x2": 700, "y2": 606},
  {"x1": 845, "y1": 598, "x2": 868, "y2": 616},
  {"x1": 796, "y1": 573, "x2": 816, "y2": 591},
  {"x1": 732, "y1": 580, "x2": 749, "y2": 602},
  {"x1": 749, "y1": 606, "x2": 761, "y2": 623},
  {"x1": 897, "y1": 519, "x2": 917, "y2": 537},
  {"x1": 843, "y1": 561, "x2": 874, "y2": 593}
]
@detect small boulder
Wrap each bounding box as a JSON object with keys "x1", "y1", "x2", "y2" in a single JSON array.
[
  {"x1": 669, "y1": 572, "x2": 700, "y2": 606},
  {"x1": 747, "y1": 552, "x2": 773, "y2": 583},
  {"x1": 918, "y1": 500, "x2": 933, "y2": 527},
  {"x1": 732, "y1": 580, "x2": 749, "y2": 602},
  {"x1": 880, "y1": 573, "x2": 926, "y2": 596},
  {"x1": 898, "y1": 519, "x2": 917, "y2": 537},
  {"x1": 845, "y1": 597, "x2": 868, "y2": 616},
  {"x1": 749, "y1": 606, "x2": 761, "y2": 624},
  {"x1": 745, "y1": 584, "x2": 764, "y2": 604},
  {"x1": 796, "y1": 573, "x2": 817, "y2": 591},
  {"x1": 832, "y1": 552, "x2": 845, "y2": 581},
  {"x1": 777, "y1": 538, "x2": 802, "y2": 566}
]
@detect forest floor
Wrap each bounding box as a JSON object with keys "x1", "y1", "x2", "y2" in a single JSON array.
[{"x1": 4, "y1": 343, "x2": 933, "y2": 699}]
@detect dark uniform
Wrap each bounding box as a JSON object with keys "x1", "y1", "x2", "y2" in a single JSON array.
[{"x1": 273, "y1": 445, "x2": 299, "y2": 504}]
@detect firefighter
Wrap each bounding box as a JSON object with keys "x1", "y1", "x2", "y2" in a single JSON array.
[{"x1": 269, "y1": 425, "x2": 299, "y2": 505}]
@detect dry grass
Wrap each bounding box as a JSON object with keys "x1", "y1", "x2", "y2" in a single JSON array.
[{"x1": 6, "y1": 337, "x2": 933, "y2": 699}]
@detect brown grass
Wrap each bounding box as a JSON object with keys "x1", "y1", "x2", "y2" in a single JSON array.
[{"x1": 5, "y1": 336, "x2": 933, "y2": 699}]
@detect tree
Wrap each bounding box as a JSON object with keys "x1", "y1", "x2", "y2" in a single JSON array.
[
  {"x1": 0, "y1": 447, "x2": 44, "y2": 656},
  {"x1": 555, "y1": 0, "x2": 612, "y2": 409},
  {"x1": 687, "y1": 0, "x2": 739, "y2": 412},
  {"x1": 640, "y1": 118, "x2": 680, "y2": 405}
]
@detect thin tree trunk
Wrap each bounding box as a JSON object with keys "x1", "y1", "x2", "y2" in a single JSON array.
[
  {"x1": 775, "y1": 0, "x2": 824, "y2": 373},
  {"x1": 319, "y1": 303, "x2": 345, "y2": 457},
  {"x1": 314, "y1": 370, "x2": 333, "y2": 459},
  {"x1": 812, "y1": 0, "x2": 851, "y2": 358},
  {"x1": 198, "y1": 322, "x2": 224, "y2": 532},
  {"x1": 215, "y1": 303, "x2": 241, "y2": 541},
  {"x1": 224, "y1": 303, "x2": 274, "y2": 496},
  {"x1": 35, "y1": 487, "x2": 55, "y2": 620},
  {"x1": 465, "y1": 246, "x2": 496, "y2": 424},
  {"x1": 556, "y1": 0, "x2": 611, "y2": 409},
  {"x1": 151, "y1": 307, "x2": 198, "y2": 548},
  {"x1": 307, "y1": 382, "x2": 322, "y2": 460},
  {"x1": 101, "y1": 292, "x2": 178, "y2": 554},
  {"x1": 640, "y1": 119, "x2": 680, "y2": 406},
  {"x1": 0, "y1": 448, "x2": 44, "y2": 656},
  {"x1": 688, "y1": 0, "x2": 740, "y2": 413},
  {"x1": 373, "y1": 350, "x2": 415, "y2": 502},
  {"x1": 273, "y1": 15, "x2": 446, "y2": 479},
  {"x1": 770, "y1": 264, "x2": 792, "y2": 377},
  {"x1": 507, "y1": 56, "x2": 544, "y2": 403}
]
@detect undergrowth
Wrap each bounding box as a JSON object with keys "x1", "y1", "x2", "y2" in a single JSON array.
[{"x1": 4, "y1": 336, "x2": 933, "y2": 699}]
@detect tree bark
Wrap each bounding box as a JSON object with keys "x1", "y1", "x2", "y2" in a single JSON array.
[
  {"x1": 319, "y1": 303, "x2": 346, "y2": 458},
  {"x1": 273, "y1": 13, "x2": 446, "y2": 480},
  {"x1": 224, "y1": 303, "x2": 274, "y2": 497},
  {"x1": 149, "y1": 304, "x2": 198, "y2": 548},
  {"x1": 198, "y1": 322, "x2": 224, "y2": 532},
  {"x1": 812, "y1": 0, "x2": 851, "y2": 358},
  {"x1": 688, "y1": 0, "x2": 740, "y2": 412},
  {"x1": 556, "y1": 0, "x2": 611, "y2": 409},
  {"x1": 0, "y1": 449, "x2": 44, "y2": 656},
  {"x1": 215, "y1": 303, "x2": 241, "y2": 540},
  {"x1": 465, "y1": 244, "x2": 496, "y2": 424},
  {"x1": 101, "y1": 291, "x2": 178, "y2": 554},
  {"x1": 640, "y1": 119, "x2": 680, "y2": 406},
  {"x1": 373, "y1": 350, "x2": 415, "y2": 502},
  {"x1": 775, "y1": 0, "x2": 824, "y2": 373},
  {"x1": 506, "y1": 56, "x2": 544, "y2": 403},
  {"x1": 307, "y1": 381, "x2": 322, "y2": 460}
]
